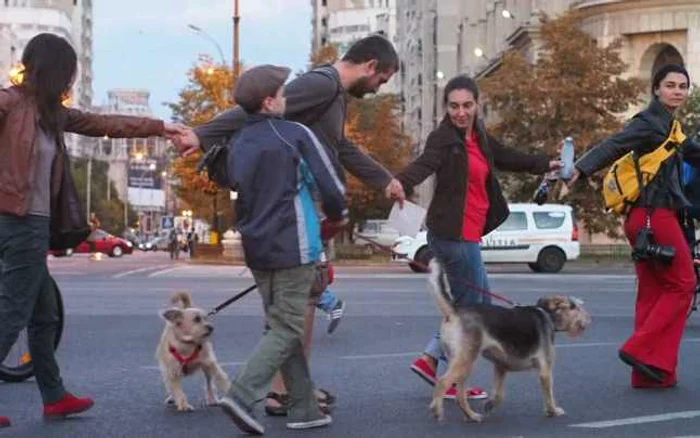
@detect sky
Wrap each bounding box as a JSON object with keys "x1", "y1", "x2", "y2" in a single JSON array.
[{"x1": 92, "y1": 0, "x2": 312, "y2": 120}]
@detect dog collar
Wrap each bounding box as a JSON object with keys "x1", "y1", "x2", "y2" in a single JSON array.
[{"x1": 168, "y1": 343, "x2": 202, "y2": 375}]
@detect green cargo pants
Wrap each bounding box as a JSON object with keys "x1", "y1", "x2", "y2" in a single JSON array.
[{"x1": 228, "y1": 263, "x2": 323, "y2": 422}]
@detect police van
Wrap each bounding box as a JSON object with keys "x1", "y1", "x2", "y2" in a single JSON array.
[{"x1": 391, "y1": 203, "x2": 580, "y2": 273}]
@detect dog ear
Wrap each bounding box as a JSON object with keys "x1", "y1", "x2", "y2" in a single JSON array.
[{"x1": 161, "y1": 308, "x2": 183, "y2": 323}]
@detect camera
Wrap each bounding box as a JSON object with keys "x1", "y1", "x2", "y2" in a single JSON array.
[
  {"x1": 631, "y1": 227, "x2": 676, "y2": 264},
  {"x1": 533, "y1": 174, "x2": 557, "y2": 205}
]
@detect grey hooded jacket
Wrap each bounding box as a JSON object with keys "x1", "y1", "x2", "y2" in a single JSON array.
[{"x1": 194, "y1": 66, "x2": 392, "y2": 190}]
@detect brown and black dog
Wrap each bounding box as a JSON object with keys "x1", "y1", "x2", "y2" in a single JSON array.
[{"x1": 427, "y1": 260, "x2": 591, "y2": 423}]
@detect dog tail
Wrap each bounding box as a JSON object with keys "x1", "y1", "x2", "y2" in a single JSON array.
[
  {"x1": 171, "y1": 291, "x2": 192, "y2": 308},
  {"x1": 428, "y1": 259, "x2": 456, "y2": 319}
]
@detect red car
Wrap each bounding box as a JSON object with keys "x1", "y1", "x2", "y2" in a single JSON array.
[{"x1": 50, "y1": 229, "x2": 134, "y2": 258}]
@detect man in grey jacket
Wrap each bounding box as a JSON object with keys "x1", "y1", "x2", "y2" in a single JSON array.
[{"x1": 173, "y1": 34, "x2": 406, "y2": 202}]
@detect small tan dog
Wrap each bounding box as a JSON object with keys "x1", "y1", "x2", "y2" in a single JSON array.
[{"x1": 156, "y1": 292, "x2": 230, "y2": 412}]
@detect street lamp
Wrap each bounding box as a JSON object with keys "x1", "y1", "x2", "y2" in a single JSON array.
[
  {"x1": 474, "y1": 47, "x2": 485, "y2": 58},
  {"x1": 501, "y1": 9, "x2": 515, "y2": 20},
  {"x1": 188, "y1": 24, "x2": 227, "y2": 65}
]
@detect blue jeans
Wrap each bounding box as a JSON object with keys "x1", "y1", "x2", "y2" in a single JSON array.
[
  {"x1": 316, "y1": 289, "x2": 339, "y2": 314},
  {"x1": 424, "y1": 231, "x2": 490, "y2": 361}
]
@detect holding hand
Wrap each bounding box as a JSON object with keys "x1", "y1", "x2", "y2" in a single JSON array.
[
  {"x1": 166, "y1": 125, "x2": 201, "y2": 157},
  {"x1": 384, "y1": 178, "x2": 406, "y2": 207}
]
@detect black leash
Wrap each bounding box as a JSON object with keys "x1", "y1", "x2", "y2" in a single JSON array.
[
  {"x1": 353, "y1": 234, "x2": 520, "y2": 307},
  {"x1": 207, "y1": 283, "x2": 258, "y2": 318}
]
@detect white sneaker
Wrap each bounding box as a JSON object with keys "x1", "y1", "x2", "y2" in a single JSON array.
[
  {"x1": 219, "y1": 395, "x2": 264, "y2": 435},
  {"x1": 286, "y1": 415, "x2": 332, "y2": 430}
]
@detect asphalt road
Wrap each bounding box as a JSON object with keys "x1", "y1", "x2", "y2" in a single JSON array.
[{"x1": 2, "y1": 252, "x2": 700, "y2": 437}]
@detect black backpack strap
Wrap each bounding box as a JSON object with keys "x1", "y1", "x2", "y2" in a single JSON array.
[{"x1": 305, "y1": 65, "x2": 342, "y2": 125}]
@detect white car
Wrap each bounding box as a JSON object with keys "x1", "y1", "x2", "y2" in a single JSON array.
[
  {"x1": 392, "y1": 203, "x2": 580, "y2": 273},
  {"x1": 353, "y1": 220, "x2": 400, "y2": 254}
]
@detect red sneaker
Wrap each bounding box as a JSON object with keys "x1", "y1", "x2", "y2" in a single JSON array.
[
  {"x1": 410, "y1": 357, "x2": 437, "y2": 386},
  {"x1": 0, "y1": 416, "x2": 10, "y2": 428},
  {"x1": 44, "y1": 393, "x2": 94, "y2": 419},
  {"x1": 443, "y1": 386, "x2": 489, "y2": 400}
]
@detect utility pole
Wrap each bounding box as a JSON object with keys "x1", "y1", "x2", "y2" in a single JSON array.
[
  {"x1": 86, "y1": 151, "x2": 92, "y2": 222},
  {"x1": 233, "y1": 0, "x2": 240, "y2": 80}
]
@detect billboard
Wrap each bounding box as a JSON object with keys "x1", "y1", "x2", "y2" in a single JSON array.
[{"x1": 128, "y1": 158, "x2": 165, "y2": 209}]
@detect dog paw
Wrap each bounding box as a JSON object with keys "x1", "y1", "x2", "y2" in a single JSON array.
[
  {"x1": 546, "y1": 406, "x2": 565, "y2": 417},
  {"x1": 164, "y1": 396, "x2": 175, "y2": 407},
  {"x1": 467, "y1": 412, "x2": 483, "y2": 423},
  {"x1": 429, "y1": 400, "x2": 444, "y2": 422},
  {"x1": 177, "y1": 403, "x2": 195, "y2": 412}
]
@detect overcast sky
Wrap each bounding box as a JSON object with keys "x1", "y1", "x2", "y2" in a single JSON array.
[{"x1": 92, "y1": 0, "x2": 312, "y2": 120}]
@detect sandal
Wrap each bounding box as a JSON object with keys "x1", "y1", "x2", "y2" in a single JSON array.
[
  {"x1": 315, "y1": 388, "x2": 336, "y2": 405},
  {"x1": 264, "y1": 391, "x2": 334, "y2": 417}
]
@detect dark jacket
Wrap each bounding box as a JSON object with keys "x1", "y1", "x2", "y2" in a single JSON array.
[
  {"x1": 396, "y1": 116, "x2": 550, "y2": 240},
  {"x1": 230, "y1": 114, "x2": 348, "y2": 270},
  {"x1": 194, "y1": 66, "x2": 393, "y2": 191},
  {"x1": 575, "y1": 99, "x2": 700, "y2": 211},
  {"x1": 0, "y1": 86, "x2": 164, "y2": 217}
]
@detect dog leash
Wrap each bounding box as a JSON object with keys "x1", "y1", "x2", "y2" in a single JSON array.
[
  {"x1": 207, "y1": 283, "x2": 258, "y2": 318},
  {"x1": 354, "y1": 234, "x2": 520, "y2": 307}
]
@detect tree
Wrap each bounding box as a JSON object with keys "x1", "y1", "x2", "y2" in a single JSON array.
[
  {"x1": 71, "y1": 159, "x2": 135, "y2": 236},
  {"x1": 479, "y1": 11, "x2": 645, "y2": 239},
  {"x1": 679, "y1": 85, "x2": 700, "y2": 137},
  {"x1": 166, "y1": 56, "x2": 236, "y2": 234},
  {"x1": 344, "y1": 95, "x2": 411, "y2": 226}
]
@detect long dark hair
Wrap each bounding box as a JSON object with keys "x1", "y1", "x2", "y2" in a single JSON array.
[{"x1": 21, "y1": 33, "x2": 77, "y2": 136}]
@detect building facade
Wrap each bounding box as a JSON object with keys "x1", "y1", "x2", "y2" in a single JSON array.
[
  {"x1": 396, "y1": 0, "x2": 700, "y2": 208},
  {"x1": 0, "y1": 0, "x2": 94, "y2": 155},
  {"x1": 94, "y1": 89, "x2": 169, "y2": 234},
  {"x1": 311, "y1": 0, "x2": 399, "y2": 92}
]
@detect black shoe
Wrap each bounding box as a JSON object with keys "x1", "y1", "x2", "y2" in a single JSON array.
[
  {"x1": 327, "y1": 300, "x2": 345, "y2": 334},
  {"x1": 618, "y1": 351, "x2": 667, "y2": 383},
  {"x1": 219, "y1": 394, "x2": 264, "y2": 435}
]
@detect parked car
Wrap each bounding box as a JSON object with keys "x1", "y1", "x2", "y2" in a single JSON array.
[
  {"x1": 392, "y1": 203, "x2": 580, "y2": 273},
  {"x1": 50, "y1": 229, "x2": 134, "y2": 258},
  {"x1": 353, "y1": 220, "x2": 400, "y2": 254},
  {"x1": 138, "y1": 236, "x2": 170, "y2": 252}
]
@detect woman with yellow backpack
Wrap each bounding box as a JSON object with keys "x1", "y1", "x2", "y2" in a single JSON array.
[{"x1": 570, "y1": 64, "x2": 700, "y2": 389}]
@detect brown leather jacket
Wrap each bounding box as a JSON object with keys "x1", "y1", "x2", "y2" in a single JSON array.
[{"x1": 0, "y1": 86, "x2": 164, "y2": 217}]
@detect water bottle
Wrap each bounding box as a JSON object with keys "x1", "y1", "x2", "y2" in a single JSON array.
[{"x1": 559, "y1": 136, "x2": 575, "y2": 181}]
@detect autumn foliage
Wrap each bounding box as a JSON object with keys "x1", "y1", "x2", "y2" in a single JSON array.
[
  {"x1": 166, "y1": 56, "x2": 235, "y2": 230},
  {"x1": 479, "y1": 11, "x2": 645, "y2": 238}
]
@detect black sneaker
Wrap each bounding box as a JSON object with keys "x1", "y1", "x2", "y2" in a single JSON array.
[
  {"x1": 327, "y1": 300, "x2": 345, "y2": 334},
  {"x1": 286, "y1": 415, "x2": 332, "y2": 430},
  {"x1": 219, "y1": 394, "x2": 264, "y2": 435}
]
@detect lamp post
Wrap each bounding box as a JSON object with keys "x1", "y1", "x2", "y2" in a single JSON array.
[
  {"x1": 187, "y1": 24, "x2": 227, "y2": 65},
  {"x1": 233, "y1": 0, "x2": 240, "y2": 79}
]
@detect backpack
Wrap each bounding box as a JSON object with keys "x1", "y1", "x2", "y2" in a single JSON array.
[
  {"x1": 197, "y1": 66, "x2": 342, "y2": 189},
  {"x1": 602, "y1": 119, "x2": 686, "y2": 215}
]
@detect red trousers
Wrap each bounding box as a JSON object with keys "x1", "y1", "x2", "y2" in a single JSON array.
[{"x1": 622, "y1": 208, "x2": 695, "y2": 387}]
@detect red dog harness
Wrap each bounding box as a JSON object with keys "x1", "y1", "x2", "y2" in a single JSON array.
[{"x1": 168, "y1": 344, "x2": 202, "y2": 375}]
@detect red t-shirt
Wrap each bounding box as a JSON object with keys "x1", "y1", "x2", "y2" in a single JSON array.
[{"x1": 462, "y1": 130, "x2": 491, "y2": 242}]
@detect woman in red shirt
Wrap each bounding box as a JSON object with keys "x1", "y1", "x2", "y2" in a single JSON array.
[{"x1": 396, "y1": 75, "x2": 561, "y2": 400}]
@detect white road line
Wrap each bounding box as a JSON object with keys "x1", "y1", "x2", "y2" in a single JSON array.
[
  {"x1": 111, "y1": 264, "x2": 171, "y2": 279},
  {"x1": 148, "y1": 267, "x2": 186, "y2": 278},
  {"x1": 569, "y1": 410, "x2": 700, "y2": 429}
]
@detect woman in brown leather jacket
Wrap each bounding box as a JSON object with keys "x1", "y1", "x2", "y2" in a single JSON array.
[{"x1": 0, "y1": 33, "x2": 182, "y2": 427}]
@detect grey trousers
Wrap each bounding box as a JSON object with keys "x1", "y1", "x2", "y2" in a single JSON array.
[
  {"x1": 228, "y1": 263, "x2": 323, "y2": 422},
  {"x1": 0, "y1": 214, "x2": 65, "y2": 404}
]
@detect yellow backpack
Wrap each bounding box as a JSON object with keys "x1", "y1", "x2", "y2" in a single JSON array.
[{"x1": 602, "y1": 120, "x2": 686, "y2": 215}]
